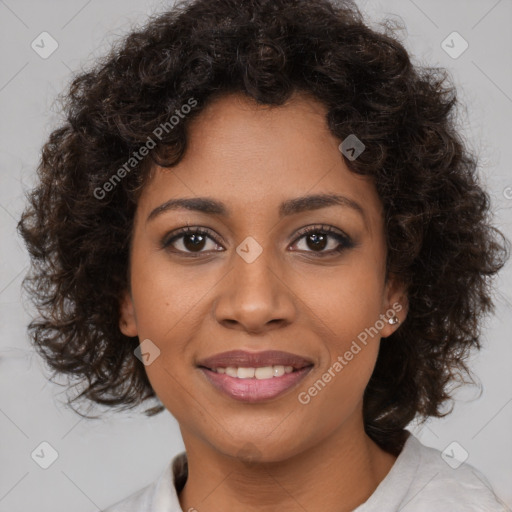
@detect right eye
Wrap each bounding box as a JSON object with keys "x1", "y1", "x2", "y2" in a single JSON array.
[{"x1": 161, "y1": 226, "x2": 225, "y2": 256}]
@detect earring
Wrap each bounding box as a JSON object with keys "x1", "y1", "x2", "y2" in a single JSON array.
[{"x1": 388, "y1": 316, "x2": 400, "y2": 325}]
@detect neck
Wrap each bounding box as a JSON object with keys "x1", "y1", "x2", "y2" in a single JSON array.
[{"x1": 178, "y1": 418, "x2": 399, "y2": 512}]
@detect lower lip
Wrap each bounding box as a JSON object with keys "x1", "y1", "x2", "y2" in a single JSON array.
[{"x1": 200, "y1": 367, "x2": 313, "y2": 403}]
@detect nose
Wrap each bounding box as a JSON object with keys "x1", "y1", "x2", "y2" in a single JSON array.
[{"x1": 213, "y1": 248, "x2": 297, "y2": 334}]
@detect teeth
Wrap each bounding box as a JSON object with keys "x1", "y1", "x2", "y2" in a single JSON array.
[
  {"x1": 255, "y1": 366, "x2": 273, "y2": 379},
  {"x1": 225, "y1": 367, "x2": 238, "y2": 377},
  {"x1": 273, "y1": 365, "x2": 285, "y2": 377},
  {"x1": 213, "y1": 365, "x2": 297, "y2": 379},
  {"x1": 237, "y1": 367, "x2": 255, "y2": 379}
]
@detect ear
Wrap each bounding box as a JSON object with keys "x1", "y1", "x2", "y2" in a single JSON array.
[
  {"x1": 379, "y1": 274, "x2": 408, "y2": 339},
  {"x1": 119, "y1": 290, "x2": 138, "y2": 337}
]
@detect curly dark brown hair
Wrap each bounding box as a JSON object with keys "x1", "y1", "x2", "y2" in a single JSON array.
[{"x1": 18, "y1": 0, "x2": 508, "y2": 454}]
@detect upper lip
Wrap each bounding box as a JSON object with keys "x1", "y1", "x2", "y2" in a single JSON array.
[{"x1": 197, "y1": 350, "x2": 314, "y2": 370}]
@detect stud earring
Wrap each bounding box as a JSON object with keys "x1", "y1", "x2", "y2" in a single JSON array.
[{"x1": 388, "y1": 316, "x2": 400, "y2": 325}]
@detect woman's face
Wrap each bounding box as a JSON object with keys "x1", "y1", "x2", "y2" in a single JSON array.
[{"x1": 120, "y1": 92, "x2": 406, "y2": 462}]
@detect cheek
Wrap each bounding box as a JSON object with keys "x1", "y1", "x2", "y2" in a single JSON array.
[
  {"x1": 290, "y1": 253, "x2": 385, "y2": 414},
  {"x1": 295, "y1": 255, "x2": 386, "y2": 352},
  {"x1": 129, "y1": 246, "x2": 209, "y2": 337},
  {"x1": 128, "y1": 253, "x2": 206, "y2": 400},
  {"x1": 295, "y1": 274, "x2": 383, "y2": 437}
]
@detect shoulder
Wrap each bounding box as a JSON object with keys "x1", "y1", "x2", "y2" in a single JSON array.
[
  {"x1": 99, "y1": 452, "x2": 185, "y2": 512},
  {"x1": 101, "y1": 481, "x2": 156, "y2": 512},
  {"x1": 399, "y1": 435, "x2": 509, "y2": 511}
]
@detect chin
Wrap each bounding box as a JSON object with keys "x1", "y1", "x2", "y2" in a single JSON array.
[{"x1": 212, "y1": 433, "x2": 305, "y2": 465}]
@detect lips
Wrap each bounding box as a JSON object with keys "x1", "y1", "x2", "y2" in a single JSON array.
[
  {"x1": 197, "y1": 350, "x2": 314, "y2": 403},
  {"x1": 197, "y1": 350, "x2": 314, "y2": 370}
]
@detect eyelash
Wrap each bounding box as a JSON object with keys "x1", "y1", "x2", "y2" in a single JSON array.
[
  {"x1": 293, "y1": 224, "x2": 355, "y2": 255},
  {"x1": 161, "y1": 224, "x2": 355, "y2": 258}
]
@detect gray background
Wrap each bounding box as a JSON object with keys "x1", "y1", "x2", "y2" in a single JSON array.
[{"x1": 0, "y1": 0, "x2": 511, "y2": 510}]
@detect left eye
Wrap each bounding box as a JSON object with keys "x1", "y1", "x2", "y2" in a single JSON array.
[{"x1": 290, "y1": 225, "x2": 354, "y2": 255}]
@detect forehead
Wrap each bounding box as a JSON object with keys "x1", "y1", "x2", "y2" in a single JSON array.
[{"x1": 138, "y1": 92, "x2": 383, "y2": 227}]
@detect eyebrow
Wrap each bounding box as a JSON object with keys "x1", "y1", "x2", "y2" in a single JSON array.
[{"x1": 147, "y1": 193, "x2": 366, "y2": 224}]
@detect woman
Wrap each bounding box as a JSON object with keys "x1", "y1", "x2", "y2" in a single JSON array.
[{"x1": 18, "y1": 0, "x2": 509, "y2": 510}]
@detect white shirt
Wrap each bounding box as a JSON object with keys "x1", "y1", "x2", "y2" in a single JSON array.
[{"x1": 102, "y1": 431, "x2": 509, "y2": 511}]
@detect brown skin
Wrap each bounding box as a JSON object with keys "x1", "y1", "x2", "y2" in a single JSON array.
[{"x1": 120, "y1": 92, "x2": 408, "y2": 512}]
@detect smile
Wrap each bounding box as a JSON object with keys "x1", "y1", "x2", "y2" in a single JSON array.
[
  {"x1": 197, "y1": 350, "x2": 314, "y2": 402},
  {"x1": 210, "y1": 365, "x2": 294, "y2": 378}
]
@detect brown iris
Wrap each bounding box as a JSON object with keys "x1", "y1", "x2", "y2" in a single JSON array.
[
  {"x1": 306, "y1": 232, "x2": 328, "y2": 251},
  {"x1": 183, "y1": 233, "x2": 207, "y2": 251}
]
